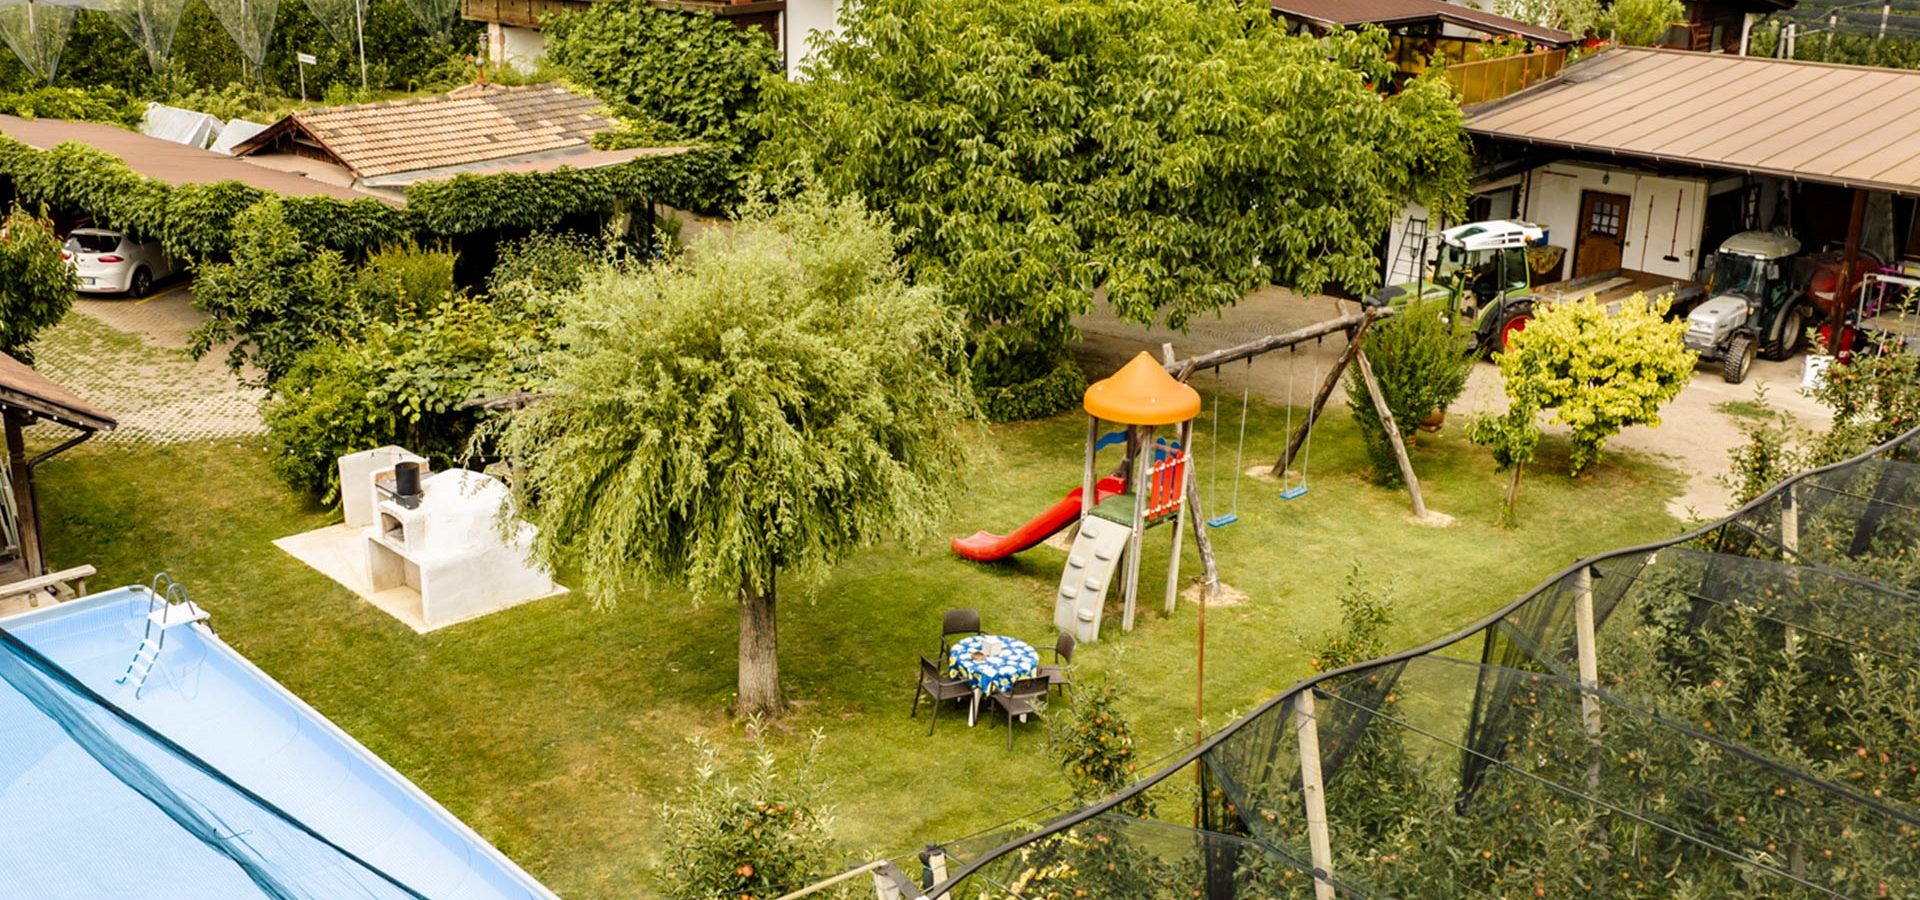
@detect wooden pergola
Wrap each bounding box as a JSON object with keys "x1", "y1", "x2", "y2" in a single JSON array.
[{"x1": 0, "y1": 352, "x2": 114, "y2": 583}]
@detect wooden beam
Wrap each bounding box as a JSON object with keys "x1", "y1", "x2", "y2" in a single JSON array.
[
  {"x1": 1163, "y1": 309, "x2": 1384, "y2": 376},
  {"x1": 1273, "y1": 316, "x2": 1375, "y2": 478},
  {"x1": 1825, "y1": 189, "x2": 1870, "y2": 352},
  {"x1": 1353, "y1": 348, "x2": 1427, "y2": 519},
  {"x1": 5, "y1": 412, "x2": 40, "y2": 577}
]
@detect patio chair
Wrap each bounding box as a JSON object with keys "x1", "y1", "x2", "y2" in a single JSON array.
[
  {"x1": 911, "y1": 656, "x2": 974, "y2": 736},
  {"x1": 940, "y1": 608, "x2": 982, "y2": 654},
  {"x1": 991, "y1": 677, "x2": 1051, "y2": 750},
  {"x1": 1034, "y1": 632, "x2": 1074, "y2": 697}
]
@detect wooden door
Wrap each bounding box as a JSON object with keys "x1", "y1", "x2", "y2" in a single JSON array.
[{"x1": 1574, "y1": 191, "x2": 1630, "y2": 279}]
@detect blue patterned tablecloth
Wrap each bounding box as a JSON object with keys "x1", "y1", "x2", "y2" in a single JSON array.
[{"x1": 947, "y1": 635, "x2": 1040, "y2": 695}]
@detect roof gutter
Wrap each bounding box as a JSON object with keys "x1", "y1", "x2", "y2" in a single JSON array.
[{"x1": 1468, "y1": 132, "x2": 1920, "y2": 199}]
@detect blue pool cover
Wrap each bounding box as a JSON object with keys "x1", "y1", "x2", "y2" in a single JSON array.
[{"x1": 0, "y1": 587, "x2": 555, "y2": 899}]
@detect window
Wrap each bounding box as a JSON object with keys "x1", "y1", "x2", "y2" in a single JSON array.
[{"x1": 1587, "y1": 200, "x2": 1623, "y2": 238}]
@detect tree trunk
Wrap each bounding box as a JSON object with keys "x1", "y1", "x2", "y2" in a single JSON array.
[
  {"x1": 1503, "y1": 461, "x2": 1525, "y2": 527},
  {"x1": 736, "y1": 578, "x2": 782, "y2": 718}
]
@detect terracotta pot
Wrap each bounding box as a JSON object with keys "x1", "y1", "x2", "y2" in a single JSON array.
[{"x1": 1417, "y1": 410, "x2": 1447, "y2": 433}]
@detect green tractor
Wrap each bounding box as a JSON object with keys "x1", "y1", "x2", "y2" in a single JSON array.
[{"x1": 1368, "y1": 219, "x2": 1545, "y2": 354}]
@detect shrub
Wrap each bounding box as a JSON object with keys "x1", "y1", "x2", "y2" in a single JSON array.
[
  {"x1": 1055, "y1": 678, "x2": 1147, "y2": 815},
  {"x1": 1308, "y1": 563, "x2": 1394, "y2": 673},
  {"x1": 353, "y1": 240, "x2": 458, "y2": 320},
  {"x1": 0, "y1": 85, "x2": 143, "y2": 127},
  {"x1": 1496, "y1": 293, "x2": 1694, "y2": 475},
  {"x1": 654, "y1": 729, "x2": 847, "y2": 900},
  {"x1": 1606, "y1": 0, "x2": 1684, "y2": 46},
  {"x1": 973, "y1": 350, "x2": 1086, "y2": 424},
  {"x1": 1344, "y1": 301, "x2": 1471, "y2": 485},
  {"x1": 189, "y1": 199, "x2": 361, "y2": 384},
  {"x1": 487, "y1": 230, "x2": 604, "y2": 317},
  {"x1": 262, "y1": 295, "x2": 533, "y2": 498},
  {"x1": 0, "y1": 205, "x2": 74, "y2": 363}
]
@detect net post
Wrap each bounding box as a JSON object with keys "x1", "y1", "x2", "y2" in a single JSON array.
[
  {"x1": 1780, "y1": 484, "x2": 1799, "y2": 556},
  {"x1": 1294, "y1": 690, "x2": 1337, "y2": 900},
  {"x1": 1574, "y1": 567, "x2": 1602, "y2": 790}
]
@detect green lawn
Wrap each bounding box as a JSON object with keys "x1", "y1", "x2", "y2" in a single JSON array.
[{"x1": 33, "y1": 390, "x2": 1682, "y2": 897}]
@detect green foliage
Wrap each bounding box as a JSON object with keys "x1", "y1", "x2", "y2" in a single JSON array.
[
  {"x1": 1466, "y1": 399, "x2": 1542, "y2": 525},
  {"x1": 974, "y1": 353, "x2": 1087, "y2": 424},
  {"x1": 0, "y1": 205, "x2": 75, "y2": 363},
  {"x1": 1606, "y1": 0, "x2": 1684, "y2": 46},
  {"x1": 352, "y1": 240, "x2": 458, "y2": 320},
  {"x1": 280, "y1": 196, "x2": 416, "y2": 254},
  {"x1": 498, "y1": 192, "x2": 974, "y2": 715},
  {"x1": 1309, "y1": 564, "x2": 1395, "y2": 673},
  {"x1": 403, "y1": 148, "x2": 731, "y2": 233},
  {"x1": 1719, "y1": 385, "x2": 1810, "y2": 506},
  {"x1": 545, "y1": 0, "x2": 779, "y2": 146},
  {"x1": 1345, "y1": 303, "x2": 1471, "y2": 486},
  {"x1": 0, "y1": 85, "x2": 143, "y2": 126},
  {"x1": 760, "y1": 0, "x2": 1472, "y2": 405},
  {"x1": 189, "y1": 199, "x2": 360, "y2": 383},
  {"x1": 262, "y1": 296, "x2": 533, "y2": 498},
  {"x1": 1055, "y1": 678, "x2": 1146, "y2": 814},
  {"x1": 655, "y1": 729, "x2": 846, "y2": 900},
  {"x1": 1496, "y1": 293, "x2": 1695, "y2": 475},
  {"x1": 1494, "y1": 0, "x2": 1602, "y2": 37},
  {"x1": 486, "y1": 230, "x2": 603, "y2": 318},
  {"x1": 1807, "y1": 350, "x2": 1920, "y2": 466}
]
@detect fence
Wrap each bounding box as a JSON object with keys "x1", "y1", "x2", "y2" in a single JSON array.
[{"x1": 1443, "y1": 49, "x2": 1568, "y2": 105}]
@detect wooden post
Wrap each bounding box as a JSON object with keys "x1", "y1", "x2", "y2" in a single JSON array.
[
  {"x1": 1780, "y1": 484, "x2": 1799, "y2": 556},
  {"x1": 1165, "y1": 419, "x2": 1193, "y2": 615},
  {"x1": 1122, "y1": 428, "x2": 1148, "y2": 632},
  {"x1": 1573, "y1": 567, "x2": 1602, "y2": 790},
  {"x1": 1295, "y1": 691, "x2": 1336, "y2": 900},
  {"x1": 5, "y1": 412, "x2": 41, "y2": 576},
  {"x1": 1184, "y1": 474, "x2": 1221, "y2": 600},
  {"x1": 918, "y1": 845, "x2": 951, "y2": 900},
  {"x1": 1353, "y1": 348, "x2": 1428, "y2": 519},
  {"x1": 1273, "y1": 318, "x2": 1374, "y2": 478},
  {"x1": 1082, "y1": 416, "x2": 1098, "y2": 523},
  {"x1": 1825, "y1": 190, "x2": 1869, "y2": 357}
]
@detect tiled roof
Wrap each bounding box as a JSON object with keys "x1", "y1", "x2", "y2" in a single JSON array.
[
  {"x1": 0, "y1": 115, "x2": 380, "y2": 203},
  {"x1": 1270, "y1": 0, "x2": 1576, "y2": 46},
  {"x1": 235, "y1": 84, "x2": 615, "y2": 179},
  {"x1": 0, "y1": 352, "x2": 114, "y2": 432},
  {"x1": 1466, "y1": 48, "x2": 1920, "y2": 195}
]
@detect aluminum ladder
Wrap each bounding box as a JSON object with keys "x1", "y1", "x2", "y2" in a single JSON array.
[{"x1": 116, "y1": 573, "x2": 210, "y2": 698}]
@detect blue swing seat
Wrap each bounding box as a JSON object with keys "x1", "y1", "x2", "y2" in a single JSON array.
[
  {"x1": 1279, "y1": 485, "x2": 1309, "y2": 501},
  {"x1": 1206, "y1": 513, "x2": 1239, "y2": 528}
]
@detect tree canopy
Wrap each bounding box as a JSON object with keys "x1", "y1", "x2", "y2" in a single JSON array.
[
  {"x1": 498, "y1": 192, "x2": 975, "y2": 716},
  {"x1": 758, "y1": 0, "x2": 1471, "y2": 411},
  {"x1": 0, "y1": 206, "x2": 74, "y2": 364}
]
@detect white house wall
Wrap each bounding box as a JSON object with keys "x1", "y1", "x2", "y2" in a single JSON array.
[
  {"x1": 1522, "y1": 163, "x2": 1707, "y2": 282},
  {"x1": 785, "y1": 0, "x2": 844, "y2": 78}
]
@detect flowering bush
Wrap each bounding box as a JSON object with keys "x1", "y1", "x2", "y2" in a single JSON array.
[{"x1": 655, "y1": 728, "x2": 848, "y2": 900}]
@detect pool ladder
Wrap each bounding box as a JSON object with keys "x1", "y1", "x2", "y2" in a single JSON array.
[{"x1": 117, "y1": 573, "x2": 210, "y2": 698}]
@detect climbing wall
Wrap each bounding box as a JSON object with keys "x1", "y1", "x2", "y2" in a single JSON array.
[{"x1": 1053, "y1": 515, "x2": 1131, "y2": 643}]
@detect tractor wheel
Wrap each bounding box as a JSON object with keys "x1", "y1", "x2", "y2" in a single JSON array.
[
  {"x1": 1498, "y1": 307, "x2": 1533, "y2": 353},
  {"x1": 1764, "y1": 305, "x2": 1806, "y2": 361},
  {"x1": 1723, "y1": 334, "x2": 1755, "y2": 384}
]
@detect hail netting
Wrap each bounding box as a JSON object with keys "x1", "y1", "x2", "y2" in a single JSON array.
[
  {"x1": 0, "y1": 0, "x2": 81, "y2": 84},
  {"x1": 932, "y1": 426, "x2": 1920, "y2": 898},
  {"x1": 399, "y1": 0, "x2": 457, "y2": 45},
  {"x1": 299, "y1": 0, "x2": 360, "y2": 48},
  {"x1": 97, "y1": 0, "x2": 190, "y2": 73},
  {"x1": 202, "y1": 0, "x2": 276, "y2": 72}
]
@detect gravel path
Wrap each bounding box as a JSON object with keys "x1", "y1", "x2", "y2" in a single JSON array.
[
  {"x1": 1073, "y1": 286, "x2": 1833, "y2": 521},
  {"x1": 28, "y1": 289, "x2": 266, "y2": 445}
]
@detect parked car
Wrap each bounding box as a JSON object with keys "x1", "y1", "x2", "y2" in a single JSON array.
[{"x1": 60, "y1": 229, "x2": 175, "y2": 297}]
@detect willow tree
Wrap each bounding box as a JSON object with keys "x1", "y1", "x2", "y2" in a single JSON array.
[
  {"x1": 499, "y1": 193, "x2": 974, "y2": 718},
  {"x1": 759, "y1": 0, "x2": 1471, "y2": 418}
]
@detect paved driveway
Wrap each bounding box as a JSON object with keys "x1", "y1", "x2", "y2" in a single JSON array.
[
  {"x1": 29, "y1": 286, "x2": 266, "y2": 445},
  {"x1": 1073, "y1": 286, "x2": 1832, "y2": 521}
]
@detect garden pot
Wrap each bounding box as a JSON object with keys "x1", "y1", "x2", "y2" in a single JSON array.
[{"x1": 1417, "y1": 410, "x2": 1447, "y2": 433}]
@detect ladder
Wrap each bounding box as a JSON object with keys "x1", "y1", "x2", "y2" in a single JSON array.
[
  {"x1": 116, "y1": 574, "x2": 210, "y2": 698},
  {"x1": 1388, "y1": 217, "x2": 1430, "y2": 285}
]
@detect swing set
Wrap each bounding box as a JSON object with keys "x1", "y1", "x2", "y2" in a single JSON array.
[{"x1": 1203, "y1": 347, "x2": 1320, "y2": 527}]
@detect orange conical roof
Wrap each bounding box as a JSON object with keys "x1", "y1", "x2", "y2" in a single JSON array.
[{"x1": 1083, "y1": 352, "x2": 1201, "y2": 426}]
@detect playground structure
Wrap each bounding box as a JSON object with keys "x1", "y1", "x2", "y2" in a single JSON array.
[{"x1": 952, "y1": 306, "x2": 1435, "y2": 638}]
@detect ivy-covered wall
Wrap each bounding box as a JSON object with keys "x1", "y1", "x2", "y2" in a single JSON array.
[{"x1": 0, "y1": 134, "x2": 723, "y2": 260}]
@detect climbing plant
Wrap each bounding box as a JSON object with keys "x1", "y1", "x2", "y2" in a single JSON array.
[{"x1": 0, "y1": 205, "x2": 74, "y2": 363}]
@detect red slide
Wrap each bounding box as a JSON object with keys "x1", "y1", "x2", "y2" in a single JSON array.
[{"x1": 951, "y1": 477, "x2": 1126, "y2": 562}]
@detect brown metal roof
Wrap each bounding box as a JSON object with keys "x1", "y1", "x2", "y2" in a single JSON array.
[
  {"x1": 1466, "y1": 47, "x2": 1920, "y2": 196},
  {"x1": 233, "y1": 84, "x2": 616, "y2": 180},
  {"x1": 1270, "y1": 0, "x2": 1575, "y2": 46},
  {"x1": 0, "y1": 115, "x2": 379, "y2": 203},
  {"x1": 0, "y1": 352, "x2": 115, "y2": 432}
]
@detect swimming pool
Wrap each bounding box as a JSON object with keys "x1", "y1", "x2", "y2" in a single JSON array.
[{"x1": 0, "y1": 587, "x2": 555, "y2": 899}]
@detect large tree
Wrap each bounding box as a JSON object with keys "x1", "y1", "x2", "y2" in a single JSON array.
[
  {"x1": 759, "y1": 0, "x2": 1471, "y2": 415},
  {"x1": 498, "y1": 193, "x2": 974, "y2": 718}
]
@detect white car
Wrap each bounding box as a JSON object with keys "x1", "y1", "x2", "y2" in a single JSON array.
[{"x1": 62, "y1": 229, "x2": 176, "y2": 297}]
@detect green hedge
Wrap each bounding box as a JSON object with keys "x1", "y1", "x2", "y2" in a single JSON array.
[{"x1": 0, "y1": 134, "x2": 726, "y2": 258}]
